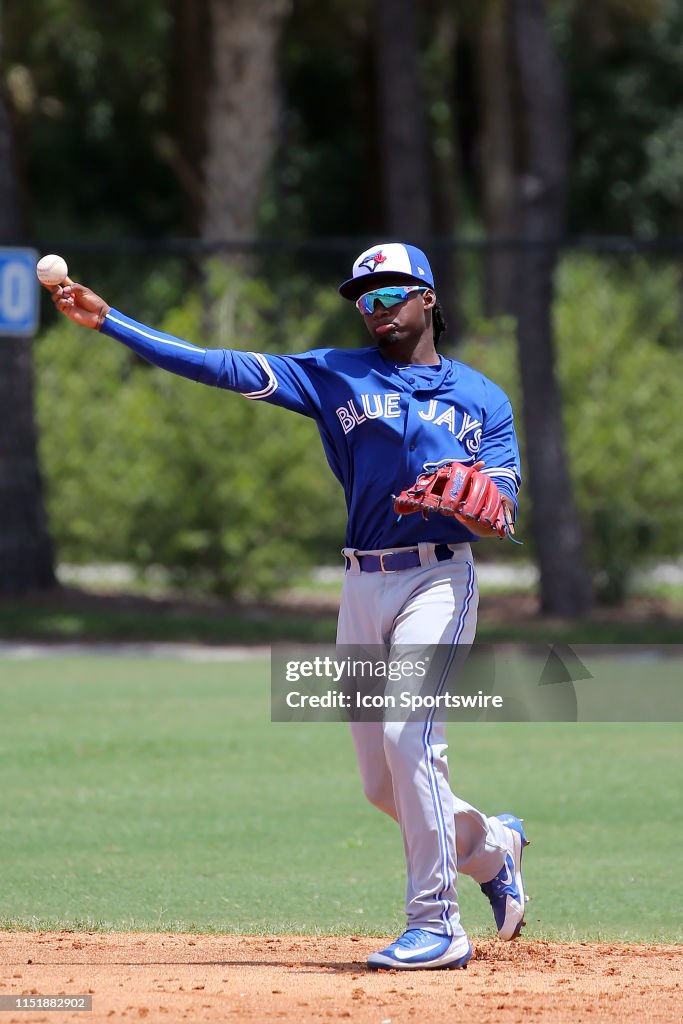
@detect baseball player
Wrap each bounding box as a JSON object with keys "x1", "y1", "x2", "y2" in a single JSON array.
[{"x1": 47, "y1": 242, "x2": 528, "y2": 971}]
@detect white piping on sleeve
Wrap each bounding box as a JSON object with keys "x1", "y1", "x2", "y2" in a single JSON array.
[
  {"x1": 105, "y1": 313, "x2": 206, "y2": 354},
  {"x1": 482, "y1": 467, "x2": 520, "y2": 492},
  {"x1": 422, "y1": 455, "x2": 476, "y2": 472},
  {"x1": 243, "y1": 352, "x2": 278, "y2": 400}
]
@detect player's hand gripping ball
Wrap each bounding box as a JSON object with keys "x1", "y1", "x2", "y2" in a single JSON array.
[
  {"x1": 394, "y1": 460, "x2": 511, "y2": 539},
  {"x1": 36, "y1": 254, "x2": 69, "y2": 287}
]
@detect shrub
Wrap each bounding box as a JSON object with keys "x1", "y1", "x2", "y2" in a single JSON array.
[
  {"x1": 458, "y1": 253, "x2": 683, "y2": 601},
  {"x1": 35, "y1": 265, "x2": 350, "y2": 597}
]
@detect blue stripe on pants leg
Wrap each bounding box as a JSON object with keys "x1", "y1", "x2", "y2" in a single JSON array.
[{"x1": 421, "y1": 560, "x2": 476, "y2": 936}]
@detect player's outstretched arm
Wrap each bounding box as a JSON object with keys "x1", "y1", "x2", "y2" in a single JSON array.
[
  {"x1": 44, "y1": 277, "x2": 210, "y2": 381},
  {"x1": 42, "y1": 272, "x2": 319, "y2": 417},
  {"x1": 47, "y1": 279, "x2": 111, "y2": 331}
]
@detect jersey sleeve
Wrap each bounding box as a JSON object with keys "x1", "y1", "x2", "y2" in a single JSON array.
[
  {"x1": 100, "y1": 309, "x2": 322, "y2": 418},
  {"x1": 478, "y1": 396, "x2": 522, "y2": 509}
]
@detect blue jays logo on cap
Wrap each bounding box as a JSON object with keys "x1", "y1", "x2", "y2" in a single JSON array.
[
  {"x1": 339, "y1": 241, "x2": 435, "y2": 301},
  {"x1": 358, "y1": 250, "x2": 388, "y2": 273}
]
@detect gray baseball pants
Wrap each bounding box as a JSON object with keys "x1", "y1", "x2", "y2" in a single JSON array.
[{"x1": 337, "y1": 541, "x2": 509, "y2": 938}]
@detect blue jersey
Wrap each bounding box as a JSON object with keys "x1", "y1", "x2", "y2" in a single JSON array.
[{"x1": 101, "y1": 310, "x2": 521, "y2": 550}]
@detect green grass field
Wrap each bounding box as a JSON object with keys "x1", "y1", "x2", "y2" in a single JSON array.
[{"x1": 0, "y1": 655, "x2": 680, "y2": 942}]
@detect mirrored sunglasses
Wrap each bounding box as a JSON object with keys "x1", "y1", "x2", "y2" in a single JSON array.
[{"x1": 355, "y1": 285, "x2": 427, "y2": 315}]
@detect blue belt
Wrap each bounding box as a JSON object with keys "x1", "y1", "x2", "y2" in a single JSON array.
[{"x1": 346, "y1": 544, "x2": 456, "y2": 574}]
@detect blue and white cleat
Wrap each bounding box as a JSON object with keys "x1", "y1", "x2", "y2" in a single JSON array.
[
  {"x1": 481, "y1": 813, "x2": 530, "y2": 941},
  {"x1": 367, "y1": 928, "x2": 472, "y2": 971}
]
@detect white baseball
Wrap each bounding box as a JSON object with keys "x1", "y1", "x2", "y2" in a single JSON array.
[{"x1": 36, "y1": 254, "x2": 69, "y2": 287}]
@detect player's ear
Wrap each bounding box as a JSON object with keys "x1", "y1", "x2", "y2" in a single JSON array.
[{"x1": 422, "y1": 288, "x2": 437, "y2": 310}]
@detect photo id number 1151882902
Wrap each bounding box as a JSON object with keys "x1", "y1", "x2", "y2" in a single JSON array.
[{"x1": 0, "y1": 995, "x2": 93, "y2": 1011}]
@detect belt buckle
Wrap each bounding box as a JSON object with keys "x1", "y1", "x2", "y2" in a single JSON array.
[{"x1": 379, "y1": 551, "x2": 397, "y2": 574}]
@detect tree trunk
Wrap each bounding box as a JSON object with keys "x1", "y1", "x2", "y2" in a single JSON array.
[
  {"x1": 477, "y1": 0, "x2": 518, "y2": 317},
  {"x1": 170, "y1": 0, "x2": 211, "y2": 235},
  {"x1": 424, "y1": 0, "x2": 462, "y2": 341},
  {"x1": 202, "y1": 0, "x2": 289, "y2": 246},
  {"x1": 509, "y1": 0, "x2": 593, "y2": 617},
  {"x1": 374, "y1": 0, "x2": 430, "y2": 239},
  {"x1": 0, "y1": 81, "x2": 55, "y2": 594}
]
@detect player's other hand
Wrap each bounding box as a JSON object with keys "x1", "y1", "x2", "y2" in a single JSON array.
[{"x1": 48, "y1": 278, "x2": 111, "y2": 330}]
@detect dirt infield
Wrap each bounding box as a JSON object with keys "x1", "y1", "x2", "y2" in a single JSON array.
[{"x1": 1, "y1": 933, "x2": 680, "y2": 1023}]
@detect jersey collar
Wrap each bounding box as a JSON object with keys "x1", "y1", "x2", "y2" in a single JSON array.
[{"x1": 371, "y1": 348, "x2": 457, "y2": 391}]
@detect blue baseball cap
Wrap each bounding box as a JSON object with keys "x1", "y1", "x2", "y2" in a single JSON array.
[{"x1": 338, "y1": 242, "x2": 435, "y2": 301}]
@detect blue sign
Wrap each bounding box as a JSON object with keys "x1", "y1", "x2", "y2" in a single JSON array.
[{"x1": 0, "y1": 247, "x2": 40, "y2": 337}]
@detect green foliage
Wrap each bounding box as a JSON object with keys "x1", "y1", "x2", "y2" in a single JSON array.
[
  {"x1": 35, "y1": 268, "x2": 350, "y2": 597},
  {"x1": 4, "y1": 0, "x2": 176, "y2": 238},
  {"x1": 556, "y1": 255, "x2": 683, "y2": 600},
  {"x1": 569, "y1": 0, "x2": 683, "y2": 235},
  {"x1": 459, "y1": 253, "x2": 683, "y2": 601},
  {"x1": 6, "y1": 0, "x2": 681, "y2": 245},
  {"x1": 37, "y1": 254, "x2": 683, "y2": 604}
]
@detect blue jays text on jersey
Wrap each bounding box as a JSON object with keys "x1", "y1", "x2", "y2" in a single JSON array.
[{"x1": 100, "y1": 310, "x2": 521, "y2": 551}]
